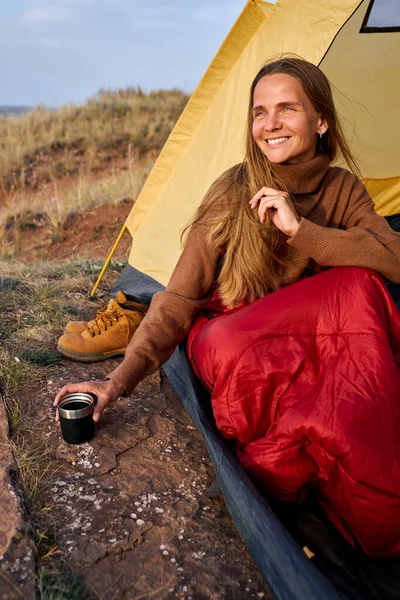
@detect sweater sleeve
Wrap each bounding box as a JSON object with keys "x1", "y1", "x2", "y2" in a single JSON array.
[
  {"x1": 287, "y1": 178, "x2": 400, "y2": 283},
  {"x1": 106, "y1": 219, "x2": 222, "y2": 395}
]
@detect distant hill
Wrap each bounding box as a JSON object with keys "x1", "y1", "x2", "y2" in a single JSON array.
[{"x1": 0, "y1": 105, "x2": 31, "y2": 116}]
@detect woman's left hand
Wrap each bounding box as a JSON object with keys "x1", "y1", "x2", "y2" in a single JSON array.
[{"x1": 250, "y1": 187, "x2": 300, "y2": 236}]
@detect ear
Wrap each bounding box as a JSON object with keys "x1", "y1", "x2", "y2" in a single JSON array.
[{"x1": 317, "y1": 115, "x2": 328, "y2": 136}]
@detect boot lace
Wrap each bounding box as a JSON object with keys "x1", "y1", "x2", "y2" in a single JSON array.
[{"x1": 88, "y1": 308, "x2": 122, "y2": 337}]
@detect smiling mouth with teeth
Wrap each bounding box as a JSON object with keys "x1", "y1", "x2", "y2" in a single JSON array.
[{"x1": 266, "y1": 136, "x2": 291, "y2": 145}]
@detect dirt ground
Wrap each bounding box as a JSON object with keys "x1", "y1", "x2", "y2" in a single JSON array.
[
  {"x1": 2, "y1": 198, "x2": 133, "y2": 264},
  {"x1": 0, "y1": 339, "x2": 272, "y2": 599}
]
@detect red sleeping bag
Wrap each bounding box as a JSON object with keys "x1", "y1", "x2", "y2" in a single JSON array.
[{"x1": 187, "y1": 267, "x2": 400, "y2": 557}]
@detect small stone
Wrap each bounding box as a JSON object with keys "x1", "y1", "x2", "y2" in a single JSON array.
[
  {"x1": 136, "y1": 519, "x2": 144, "y2": 526},
  {"x1": 160, "y1": 544, "x2": 166, "y2": 550},
  {"x1": 130, "y1": 513, "x2": 137, "y2": 519},
  {"x1": 163, "y1": 550, "x2": 169, "y2": 556}
]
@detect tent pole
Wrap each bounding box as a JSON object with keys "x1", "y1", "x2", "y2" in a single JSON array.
[{"x1": 90, "y1": 224, "x2": 128, "y2": 298}]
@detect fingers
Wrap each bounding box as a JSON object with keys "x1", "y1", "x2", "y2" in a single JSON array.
[
  {"x1": 54, "y1": 380, "x2": 118, "y2": 424},
  {"x1": 54, "y1": 382, "x2": 90, "y2": 405},
  {"x1": 248, "y1": 187, "x2": 298, "y2": 228},
  {"x1": 54, "y1": 382, "x2": 92, "y2": 425},
  {"x1": 256, "y1": 196, "x2": 284, "y2": 224},
  {"x1": 249, "y1": 187, "x2": 288, "y2": 209},
  {"x1": 93, "y1": 397, "x2": 107, "y2": 422}
]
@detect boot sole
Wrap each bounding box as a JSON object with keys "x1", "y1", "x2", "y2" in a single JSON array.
[{"x1": 57, "y1": 343, "x2": 126, "y2": 362}]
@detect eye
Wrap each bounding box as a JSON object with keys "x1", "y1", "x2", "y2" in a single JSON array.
[
  {"x1": 282, "y1": 106, "x2": 294, "y2": 112},
  {"x1": 253, "y1": 111, "x2": 265, "y2": 120}
]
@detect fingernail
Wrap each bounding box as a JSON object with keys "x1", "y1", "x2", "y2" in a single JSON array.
[{"x1": 93, "y1": 414, "x2": 99, "y2": 422}]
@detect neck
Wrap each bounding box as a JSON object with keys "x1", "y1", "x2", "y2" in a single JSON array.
[{"x1": 270, "y1": 153, "x2": 331, "y2": 194}]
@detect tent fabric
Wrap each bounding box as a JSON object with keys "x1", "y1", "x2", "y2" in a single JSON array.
[{"x1": 122, "y1": 0, "x2": 399, "y2": 286}]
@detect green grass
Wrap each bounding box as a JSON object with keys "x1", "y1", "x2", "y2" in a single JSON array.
[
  {"x1": 21, "y1": 349, "x2": 60, "y2": 367},
  {"x1": 36, "y1": 569, "x2": 90, "y2": 600}
]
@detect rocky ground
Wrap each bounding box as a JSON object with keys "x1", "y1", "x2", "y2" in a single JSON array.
[{"x1": 0, "y1": 265, "x2": 272, "y2": 599}]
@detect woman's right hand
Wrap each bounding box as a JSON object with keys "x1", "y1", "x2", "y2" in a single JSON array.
[{"x1": 53, "y1": 379, "x2": 124, "y2": 423}]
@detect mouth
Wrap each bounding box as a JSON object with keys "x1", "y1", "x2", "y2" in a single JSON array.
[{"x1": 265, "y1": 136, "x2": 291, "y2": 146}]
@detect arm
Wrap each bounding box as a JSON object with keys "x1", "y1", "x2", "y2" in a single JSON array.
[
  {"x1": 106, "y1": 218, "x2": 223, "y2": 396},
  {"x1": 287, "y1": 178, "x2": 400, "y2": 282},
  {"x1": 55, "y1": 220, "x2": 222, "y2": 420}
]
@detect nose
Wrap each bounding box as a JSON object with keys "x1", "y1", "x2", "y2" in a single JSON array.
[{"x1": 264, "y1": 111, "x2": 282, "y2": 132}]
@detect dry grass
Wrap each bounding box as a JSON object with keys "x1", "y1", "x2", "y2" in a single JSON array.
[
  {"x1": 0, "y1": 87, "x2": 187, "y2": 188},
  {"x1": 2, "y1": 153, "x2": 151, "y2": 232},
  {"x1": 0, "y1": 88, "x2": 187, "y2": 242}
]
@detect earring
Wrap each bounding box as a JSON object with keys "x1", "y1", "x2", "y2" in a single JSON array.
[{"x1": 320, "y1": 133, "x2": 323, "y2": 139}]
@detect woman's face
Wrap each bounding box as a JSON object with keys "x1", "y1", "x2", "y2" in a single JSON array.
[{"x1": 251, "y1": 73, "x2": 327, "y2": 164}]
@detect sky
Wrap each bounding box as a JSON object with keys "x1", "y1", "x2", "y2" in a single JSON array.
[
  {"x1": 0, "y1": 0, "x2": 247, "y2": 107},
  {"x1": 0, "y1": 0, "x2": 398, "y2": 108}
]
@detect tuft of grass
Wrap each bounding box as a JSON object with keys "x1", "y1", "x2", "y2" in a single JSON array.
[
  {"x1": 62, "y1": 305, "x2": 80, "y2": 316},
  {"x1": 0, "y1": 277, "x2": 21, "y2": 291},
  {"x1": 21, "y1": 349, "x2": 60, "y2": 367},
  {"x1": 10, "y1": 440, "x2": 52, "y2": 503},
  {"x1": 35, "y1": 530, "x2": 62, "y2": 562},
  {"x1": 36, "y1": 568, "x2": 90, "y2": 600},
  {"x1": 0, "y1": 348, "x2": 42, "y2": 397}
]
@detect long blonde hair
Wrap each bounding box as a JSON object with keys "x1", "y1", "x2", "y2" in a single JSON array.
[{"x1": 183, "y1": 56, "x2": 361, "y2": 308}]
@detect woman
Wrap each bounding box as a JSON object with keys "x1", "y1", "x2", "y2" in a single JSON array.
[{"x1": 55, "y1": 57, "x2": 400, "y2": 556}]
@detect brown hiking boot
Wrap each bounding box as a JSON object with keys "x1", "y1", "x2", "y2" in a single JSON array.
[
  {"x1": 57, "y1": 292, "x2": 148, "y2": 362},
  {"x1": 64, "y1": 291, "x2": 147, "y2": 334}
]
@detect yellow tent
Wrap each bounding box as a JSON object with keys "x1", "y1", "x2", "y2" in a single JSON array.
[{"x1": 92, "y1": 0, "x2": 400, "y2": 294}]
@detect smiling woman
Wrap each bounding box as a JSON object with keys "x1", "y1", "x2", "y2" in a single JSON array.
[{"x1": 56, "y1": 56, "x2": 400, "y2": 559}]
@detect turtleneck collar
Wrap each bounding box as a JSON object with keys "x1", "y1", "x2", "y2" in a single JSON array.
[{"x1": 271, "y1": 153, "x2": 331, "y2": 195}]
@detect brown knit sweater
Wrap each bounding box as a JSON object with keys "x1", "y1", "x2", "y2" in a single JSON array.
[{"x1": 107, "y1": 154, "x2": 400, "y2": 395}]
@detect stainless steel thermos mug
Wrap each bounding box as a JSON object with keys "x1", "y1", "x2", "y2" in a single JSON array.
[{"x1": 58, "y1": 392, "x2": 96, "y2": 444}]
